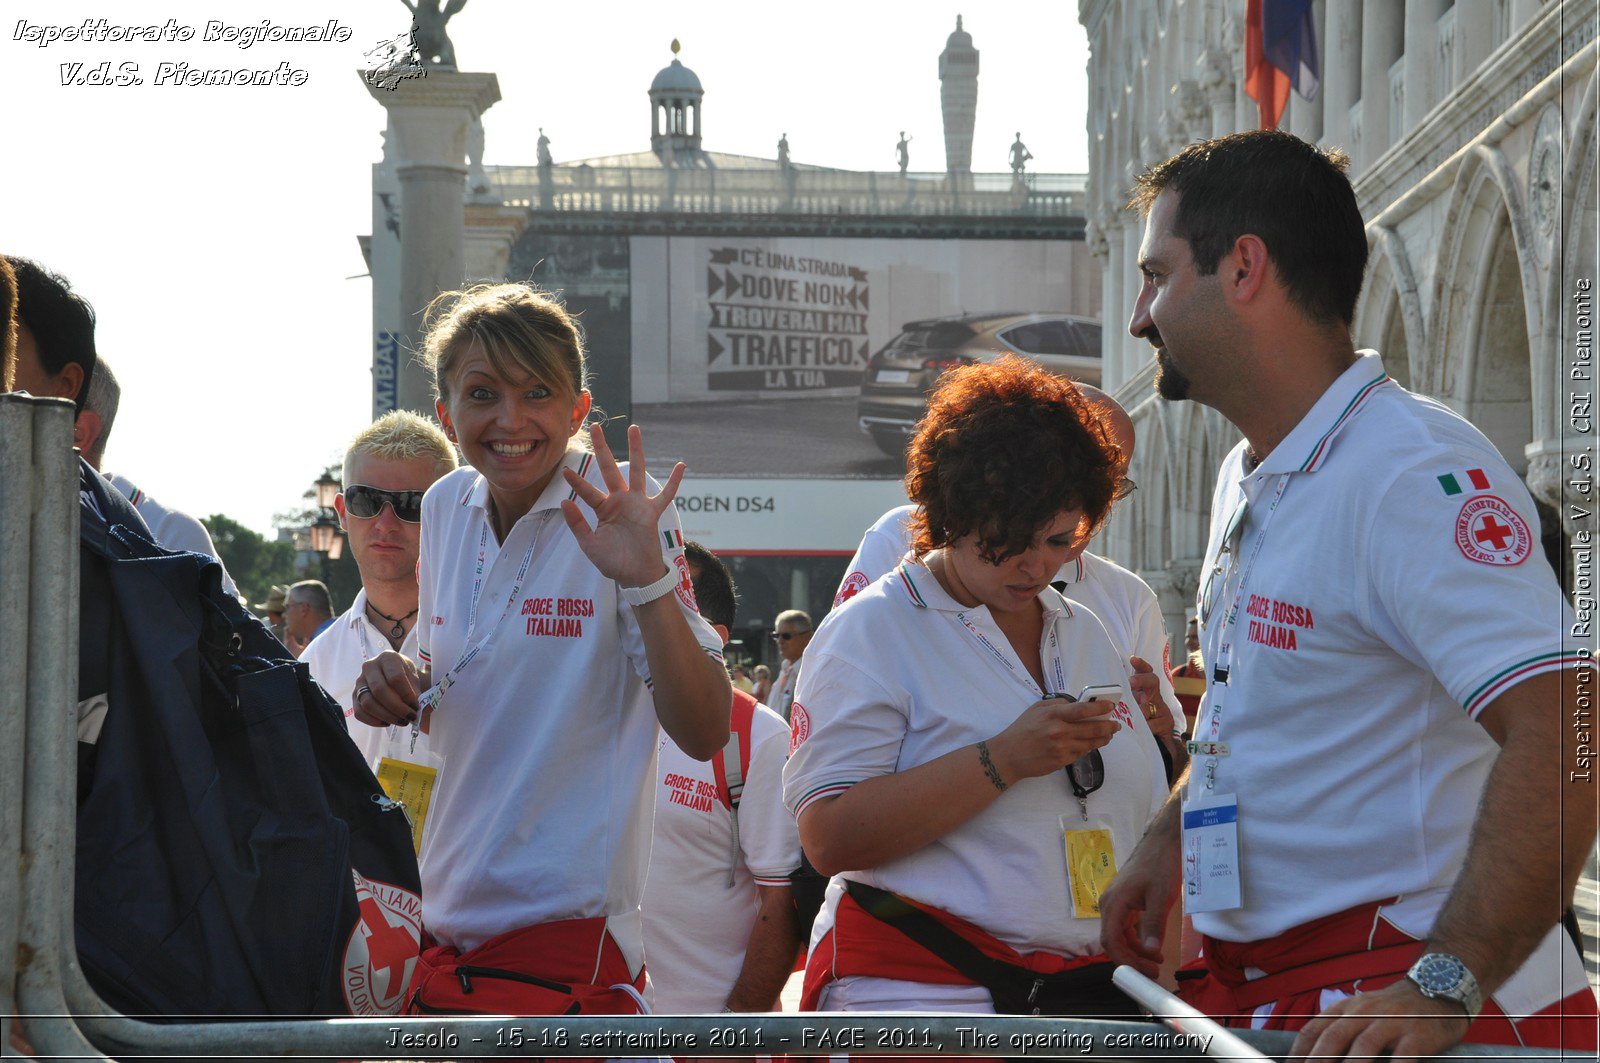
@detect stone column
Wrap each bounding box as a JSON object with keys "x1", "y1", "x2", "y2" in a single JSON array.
[
  {"x1": 1451, "y1": 0, "x2": 1494, "y2": 87},
  {"x1": 1509, "y1": 0, "x2": 1542, "y2": 37},
  {"x1": 1199, "y1": 47, "x2": 1235, "y2": 139},
  {"x1": 1322, "y1": 0, "x2": 1362, "y2": 150},
  {"x1": 1358, "y1": 0, "x2": 1404, "y2": 167},
  {"x1": 364, "y1": 71, "x2": 501, "y2": 415},
  {"x1": 1403, "y1": 0, "x2": 1450, "y2": 131}
]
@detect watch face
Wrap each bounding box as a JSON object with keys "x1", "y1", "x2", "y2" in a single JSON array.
[{"x1": 1414, "y1": 953, "x2": 1466, "y2": 992}]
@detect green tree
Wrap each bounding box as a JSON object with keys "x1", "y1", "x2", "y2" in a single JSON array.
[{"x1": 201, "y1": 514, "x2": 297, "y2": 606}]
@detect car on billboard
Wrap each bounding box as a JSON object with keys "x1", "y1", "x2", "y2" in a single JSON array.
[{"x1": 855, "y1": 311, "x2": 1103, "y2": 456}]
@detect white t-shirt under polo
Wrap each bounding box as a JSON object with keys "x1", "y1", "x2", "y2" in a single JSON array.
[
  {"x1": 414, "y1": 451, "x2": 725, "y2": 972},
  {"x1": 300, "y1": 587, "x2": 421, "y2": 768},
  {"x1": 1189, "y1": 352, "x2": 1588, "y2": 1006},
  {"x1": 785, "y1": 560, "x2": 1166, "y2": 958},
  {"x1": 642, "y1": 702, "x2": 802, "y2": 1013},
  {"x1": 835, "y1": 505, "x2": 1181, "y2": 720}
]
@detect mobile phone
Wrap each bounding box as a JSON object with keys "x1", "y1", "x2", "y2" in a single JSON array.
[
  {"x1": 1077, "y1": 683, "x2": 1122, "y2": 704},
  {"x1": 1077, "y1": 683, "x2": 1123, "y2": 718}
]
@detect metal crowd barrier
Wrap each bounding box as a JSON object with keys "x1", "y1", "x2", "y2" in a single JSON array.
[{"x1": 0, "y1": 392, "x2": 1583, "y2": 1059}]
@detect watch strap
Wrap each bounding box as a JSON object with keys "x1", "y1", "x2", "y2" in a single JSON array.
[
  {"x1": 1407, "y1": 952, "x2": 1483, "y2": 1018},
  {"x1": 621, "y1": 565, "x2": 678, "y2": 606}
]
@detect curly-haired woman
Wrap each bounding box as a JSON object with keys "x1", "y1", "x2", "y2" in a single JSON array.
[{"x1": 783, "y1": 356, "x2": 1166, "y2": 1018}]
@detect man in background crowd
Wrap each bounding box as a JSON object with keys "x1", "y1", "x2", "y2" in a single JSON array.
[
  {"x1": 767, "y1": 609, "x2": 812, "y2": 721},
  {"x1": 256, "y1": 585, "x2": 290, "y2": 643},
  {"x1": 1168, "y1": 616, "x2": 1205, "y2": 730},
  {"x1": 301, "y1": 411, "x2": 456, "y2": 765},
  {"x1": 642, "y1": 541, "x2": 804, "y2": 1015},
  {"x1": 283, "y1": 579, "x2": 335, "y2": 657}
]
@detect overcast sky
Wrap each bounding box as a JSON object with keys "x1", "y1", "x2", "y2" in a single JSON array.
[{"x1": 5, "y1": 0, "x2": 1090, "y2": 534}]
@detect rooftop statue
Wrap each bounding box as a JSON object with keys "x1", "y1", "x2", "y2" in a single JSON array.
[{"x1": 401, "y1": 0, "x2": 467, "y2": 68}]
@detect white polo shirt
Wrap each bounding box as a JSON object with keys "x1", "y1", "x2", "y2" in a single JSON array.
[
  {"x1": 784, "y1": 560, "x2": 1166, "y2": 958},
  {"x1": 835, "y1": 505, "x2": 1181, "y2": 720},
  {"x1": 414, "y1": 450, "x2": 725, "y2": 971},
  {"x1": 642, "y1": 703, "x2": 802, "y2": 1013},
  {"x1": 107, "y1": 473, "x2": 239, "y2": 598},
  {"x1": 300, "y1": 587, "x2": 421, "y2": 768},
  {"x1": 1189, "y1": 353, "x2": 1588, "y2": 990}
]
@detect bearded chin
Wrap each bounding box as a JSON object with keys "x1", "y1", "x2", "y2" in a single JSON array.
[{"x1": 1155, "y1": 350, "x2": 1191, "y2": 401}]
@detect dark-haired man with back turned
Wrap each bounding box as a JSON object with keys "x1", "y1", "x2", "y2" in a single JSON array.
[
  {"x1": 642, "y1": 541, "x2": 803, "y2": 1017},
  {"x1": 1100, "y1": 130, "x2": 1595, "y2": 1058}
]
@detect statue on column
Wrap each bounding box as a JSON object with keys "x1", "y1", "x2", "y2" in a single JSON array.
[
  {"x1": 896, "y1": 131, "x2": 911, "y2": 174},
  {"x1": 466, "y1": 115, "x2": 492, "y2": 198},
  {"x1": 1009, "y1": 132, "x2": 1032, "y2": 176},
  {"x1": 401, "y1": 0, "x2": 468, "y2": 68}
]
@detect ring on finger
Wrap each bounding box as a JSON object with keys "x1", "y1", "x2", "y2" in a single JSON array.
[{"x1": 357, "y1": 685, "x2": 372, "y2": 700}]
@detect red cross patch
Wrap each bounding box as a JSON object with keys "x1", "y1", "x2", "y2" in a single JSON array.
[
  {"x1": 341, "y1": 871, "x2": 423, "y2": 1015},
  {"x1": 673, "y1": 553, "x2": 698, "y2": 611},
  {"x1": 789, "y1": 702, "x2": 811, "y2": 754},
  {"x1": 833, "y1": 570, "x2": 869, "y2": 608},
  {"x1": 1454, "y1": 494, "x2": 1532, "y2": 566}
]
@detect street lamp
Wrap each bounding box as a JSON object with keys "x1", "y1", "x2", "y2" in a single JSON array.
[
  {"x1": 309, "y1": 516, "x2": 344, "y2": 560},
  {"x1": 314, "y1": 472, "x2": 341, "y2": 510}
]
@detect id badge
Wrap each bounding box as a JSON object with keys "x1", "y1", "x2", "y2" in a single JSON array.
[
  {"x1": 1181, "y1": 791, "x2": 1242, "y2": 913},
  {"x1": 374, "y1": 728, "x2": 445, "y2": 856},
  {"x1": 1060, "y1": 815, "x2": 1116, "y2": 918}
]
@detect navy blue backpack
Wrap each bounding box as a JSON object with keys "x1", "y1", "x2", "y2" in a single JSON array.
[{"x1": 73, "y1": 462, "x2": 423, "y2": 1018}]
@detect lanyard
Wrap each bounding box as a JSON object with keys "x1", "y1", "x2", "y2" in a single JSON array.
[
  {"x1": 1195, "y1": 473, "x2": 1290, "y2": 791},
  {"x1": 952, "y1": 609, "x2": 1068, "y2": 702},
  {"x1": 417, "y1": 508, "x2": 551, "y2": 720}
]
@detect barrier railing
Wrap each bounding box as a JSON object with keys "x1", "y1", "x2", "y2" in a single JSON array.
[{"x1": 0, "y1": 392, "x2": 1582, "y2": 1059}]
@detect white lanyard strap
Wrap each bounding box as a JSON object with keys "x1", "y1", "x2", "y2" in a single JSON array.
[
  {"x1": 419, "y1": 510, "x2": 549, "y2": 713},
  {"x1": 952, "y1": 609, "x2": 1068, "y2": 701},
  {"x1": 1197, "y1": 473, "x2": 1290, "y2": 790}
]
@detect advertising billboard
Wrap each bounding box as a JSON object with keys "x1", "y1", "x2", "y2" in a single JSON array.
[{"x1": 513, "y1": 229, "x2": 1100, "y2": 566}]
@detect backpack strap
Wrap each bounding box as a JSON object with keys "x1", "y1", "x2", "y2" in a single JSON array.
[
  {"x1": 711, "y1": 690, "x2": 759, "y2": 886},
  {"x1": 712, "y1": 690, "x2": 758, "y2": 812}
]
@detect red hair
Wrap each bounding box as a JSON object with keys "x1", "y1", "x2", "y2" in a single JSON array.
[{"x1": 904, "y1": 357, "x2": 1120, "y2": 562}]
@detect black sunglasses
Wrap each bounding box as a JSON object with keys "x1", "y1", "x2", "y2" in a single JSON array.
[
  {"x1": 771, "y1": 631, "x2": 806, "y2": 641},
  {"x1": 343, "y1": 484, "x2": 425, "y2": 523},
  {"x1": 1044, "y1": 692, "x2": 1107, "y2": 800}
]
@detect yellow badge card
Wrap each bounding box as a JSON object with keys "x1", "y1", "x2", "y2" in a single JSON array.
[
  {"x1": 1064, "y1": 827, "x2": 1117, "y2": 918},
  {"x1": 375, "y1": 757, "x2": 439, "y2": 855}
]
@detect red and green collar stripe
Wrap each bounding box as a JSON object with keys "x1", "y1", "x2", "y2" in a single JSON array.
[
  {"x1": 566, "y1": 452, "x2": 594, "y2": 500},
  {"x1": 1301, "y1": 373, "x2": 1390, "y2": 471},
  {"x1": 1464, "y1": 651, "x2": 1591, "y2": 717},
  {"x1": 897, "y1": 561, "x2": 929, "y2": 608}
]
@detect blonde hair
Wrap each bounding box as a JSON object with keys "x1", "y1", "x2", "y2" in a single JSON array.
[
  {"x1": 343, "y1": 410, "x2": 458, "y2": 482},
  {"x1": 421, "y1": 283, "x2": 590, "y2": 407}
]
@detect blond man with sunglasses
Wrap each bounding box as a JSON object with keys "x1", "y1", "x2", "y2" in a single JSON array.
[{"x1": 302, "y1": 410, "x2": 457, "y2": 765}]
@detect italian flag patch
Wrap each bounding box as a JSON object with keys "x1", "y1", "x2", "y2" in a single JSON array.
[
  {"x1": 1437, "y1": 468, "x2": 1490, "y2": 496},
  {"x1": 662, "y1": 529, "x2": 683, "y2": 550}
]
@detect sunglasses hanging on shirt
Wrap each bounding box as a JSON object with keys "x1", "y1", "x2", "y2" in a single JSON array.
[{"x1": 1045, "y1": 691, "x2": 1108, "y2": 819}]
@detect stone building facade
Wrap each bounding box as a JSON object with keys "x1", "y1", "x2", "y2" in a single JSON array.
[{"x1": 1079, "y1": 0, "x2": 1597, "y2": 642}]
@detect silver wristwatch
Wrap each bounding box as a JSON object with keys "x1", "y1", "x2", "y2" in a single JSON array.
[{"x1": 1406, "y1": 952, "x2": 1483, "y2": 1018}]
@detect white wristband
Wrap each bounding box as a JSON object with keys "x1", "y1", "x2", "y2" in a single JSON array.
[{"x1": 621, "y1": 565, "x2": 678, "y2": 607}]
